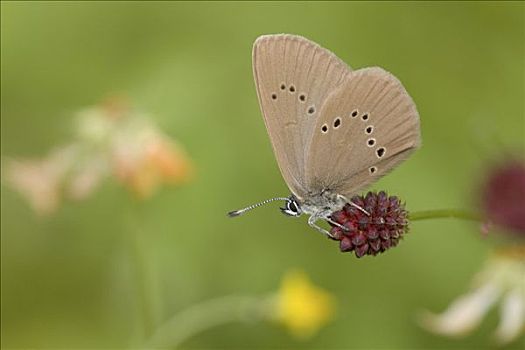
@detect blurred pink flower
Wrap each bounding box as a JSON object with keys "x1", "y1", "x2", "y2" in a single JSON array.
[
  {"x1": 3, "y1": 147, "x2": 75, "y2": 215},
  {"x1": 3, "y1": 97, "x2": 193, "y2": 215},
  {"x1": 66, "y1": 155, "x2": 108, "y2": 200}
]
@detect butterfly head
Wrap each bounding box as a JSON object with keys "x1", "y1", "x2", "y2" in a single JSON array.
[{"x1": 280, "y1": 196, "x2": 302, "y2": 217}]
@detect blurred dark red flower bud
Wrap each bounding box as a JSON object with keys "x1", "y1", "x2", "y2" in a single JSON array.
[
  {"x1": 329, "y1": 191, "x2": 409, "y2": 258},
  {"x1": 481, "y1": 158, "x2": 525, "y2": 236}
]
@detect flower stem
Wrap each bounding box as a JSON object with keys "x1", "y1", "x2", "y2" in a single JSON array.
[
  {"x1": 132, "y1": 225, "x2": 160, "y2": 339},
  {"x1": 145, "y1": 295, "x2": 268, "y2": 349},
  {"x1": 126, "y1": 202, "x2": 161, "y2": 345},
  {"x1": 409, "y1": 209, "x2": 481, "y2": 222}
]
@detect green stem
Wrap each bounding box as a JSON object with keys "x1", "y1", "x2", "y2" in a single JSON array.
[
  {"x1": 127, "y1": 203, "x2": 161, "y2": 344},
  {"x1": 145, "y1": 295, "x2": 268, "y2": 349},
  {"x1": 132, "y1": 226, "x2": 158, "y2": 339},
  {"x1": 409, "y1": 209, "x2": 481, "y2": 222}
]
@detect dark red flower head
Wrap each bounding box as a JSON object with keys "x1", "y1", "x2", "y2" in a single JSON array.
[
  {"x1": 329, "y1": 191, "x2": 409, "y2": 258},
  {"x1": 481, "y1": 158, "x2": 525, "y2": 236}
]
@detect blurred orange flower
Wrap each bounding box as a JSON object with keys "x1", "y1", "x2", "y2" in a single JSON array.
[
  {"x1": 3, "y1": 97, "x2": 193, "y2": 214},
  {"x1": 114, "y1": 137, "x2": 193, "y2": 199}
]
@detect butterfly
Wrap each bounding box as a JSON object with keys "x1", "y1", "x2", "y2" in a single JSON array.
[{"x1": 229, "y1": 34, "x2": 421, "y2": 237}]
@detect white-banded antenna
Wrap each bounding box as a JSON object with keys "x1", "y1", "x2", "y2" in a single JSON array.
[{"x1": 227, "y1": 197, "x2": 289, "y2": 217}]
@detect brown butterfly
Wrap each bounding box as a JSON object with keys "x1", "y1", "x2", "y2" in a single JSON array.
[{"x1": 229, "y1": 34, "x2": 421, "y2": 237}]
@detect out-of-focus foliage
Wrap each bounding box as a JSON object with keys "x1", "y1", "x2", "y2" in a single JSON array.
[{"x1": 1, "y1": 2, "x2": 524, "y2": 349}]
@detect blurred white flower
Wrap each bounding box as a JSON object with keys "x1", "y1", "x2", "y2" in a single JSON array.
[
  {"x1": 3, "y1": 96, "x2": 193, "y2": 215},
  {"x1": 419, "y1": 247, "x2": 525, "y2": 345},
  {"x1": 66, "y1": 154, "x2": 108, "y2": 200}
]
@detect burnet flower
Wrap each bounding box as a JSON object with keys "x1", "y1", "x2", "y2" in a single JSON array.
[
  {"x1": 328, "y1": 191, "x2": 409, "y2": 258},
  {"x1": 419, "y1": 157, "x2": 525, "y2": 345}
]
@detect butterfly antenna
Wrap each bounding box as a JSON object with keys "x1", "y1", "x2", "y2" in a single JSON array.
[{"x1": 228, "y1": 197, "x2": 289, "y2": 217}]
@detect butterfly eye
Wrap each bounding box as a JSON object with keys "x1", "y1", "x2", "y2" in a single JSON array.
[
  {"x1": 361, "y1": 113, "x2": 369, "y2": 121},
  {"x1": 365, "y1": 126, "x2": 373, "y2": 134},
  {"x1": 280, "y1": 83, "x2": 286, "y2": 90},
  {"x1": 271, "y1": 93, "x2": 277, "y2": 100},
  {"x1": 307, "y1": 106, "x2": 316, "y2": 115},
  {"x1": 289, "y1": 85, "x2": 296, "y2": 93},
  {"x1": 369, "y1": 166, "x2": 377, "y2": 174},
  {"x1": 376, "y1": 147, "x2": 386, "y2": 158},
  {"x1": 299, "y1": 94, "x2": 306, "y2": 102},
  {"x1": 321, "y1": 124, "x2": 328, "y2": 133},
  {"x1": 367, "y1": 138, "x2": 376, "y2": 147},
  {"x1": 281, "y1": 198, "x2": 301, "y2": 217},
  {"x1": 351, "y1": 110, "x2": 358, "y2": 117}
]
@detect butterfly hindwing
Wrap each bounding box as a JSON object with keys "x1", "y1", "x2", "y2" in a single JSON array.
[{"x1": 304, "y1": 67, "x2": 421, "y2": 198}]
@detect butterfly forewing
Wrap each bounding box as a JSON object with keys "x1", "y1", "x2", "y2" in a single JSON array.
[
  {"x1": 252, "y1": 34, "x2": 351, "y2": 199},
  {"x1": 305, "y1": 67, "x2": 421, "y2": 198}
]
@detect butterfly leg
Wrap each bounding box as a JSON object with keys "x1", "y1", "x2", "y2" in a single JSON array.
[
  {"x1": 338, "y1": 194, "x2": 370, "y2": 216},
  {"x1": 349, "y1": 201, "x2": 370, "y2": 215},
  {"x1": 325, "y1": 217, "x2": 348, "y2": 231},
  {"x1": 307, "y1": 215, "x2": 334, "y2": 238}
]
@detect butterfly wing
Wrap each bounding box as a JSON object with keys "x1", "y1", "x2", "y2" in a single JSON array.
[
  {"x1": 252, "y1": 34, "x2": 351, "y2": 200},
  {"x1": 304, "y1": 67, "x2": 421, "y2": 198}
]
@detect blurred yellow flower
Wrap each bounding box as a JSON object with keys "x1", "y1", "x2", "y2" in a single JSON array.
[{"x1": 273, "y1": 270, "x2": 336, "y2": 339}]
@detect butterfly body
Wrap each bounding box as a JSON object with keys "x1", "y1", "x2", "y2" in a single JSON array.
[
  {"x1": 279, "y1": 190, "x2": 352, "y2": 235},
  {"x1": 229, "y1": 34, "x2": 421, "y2": 237}
]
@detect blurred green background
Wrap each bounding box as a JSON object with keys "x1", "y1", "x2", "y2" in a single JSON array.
[{"x1": 1, "y1": 1, "x2": 524, "y2": 349}]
